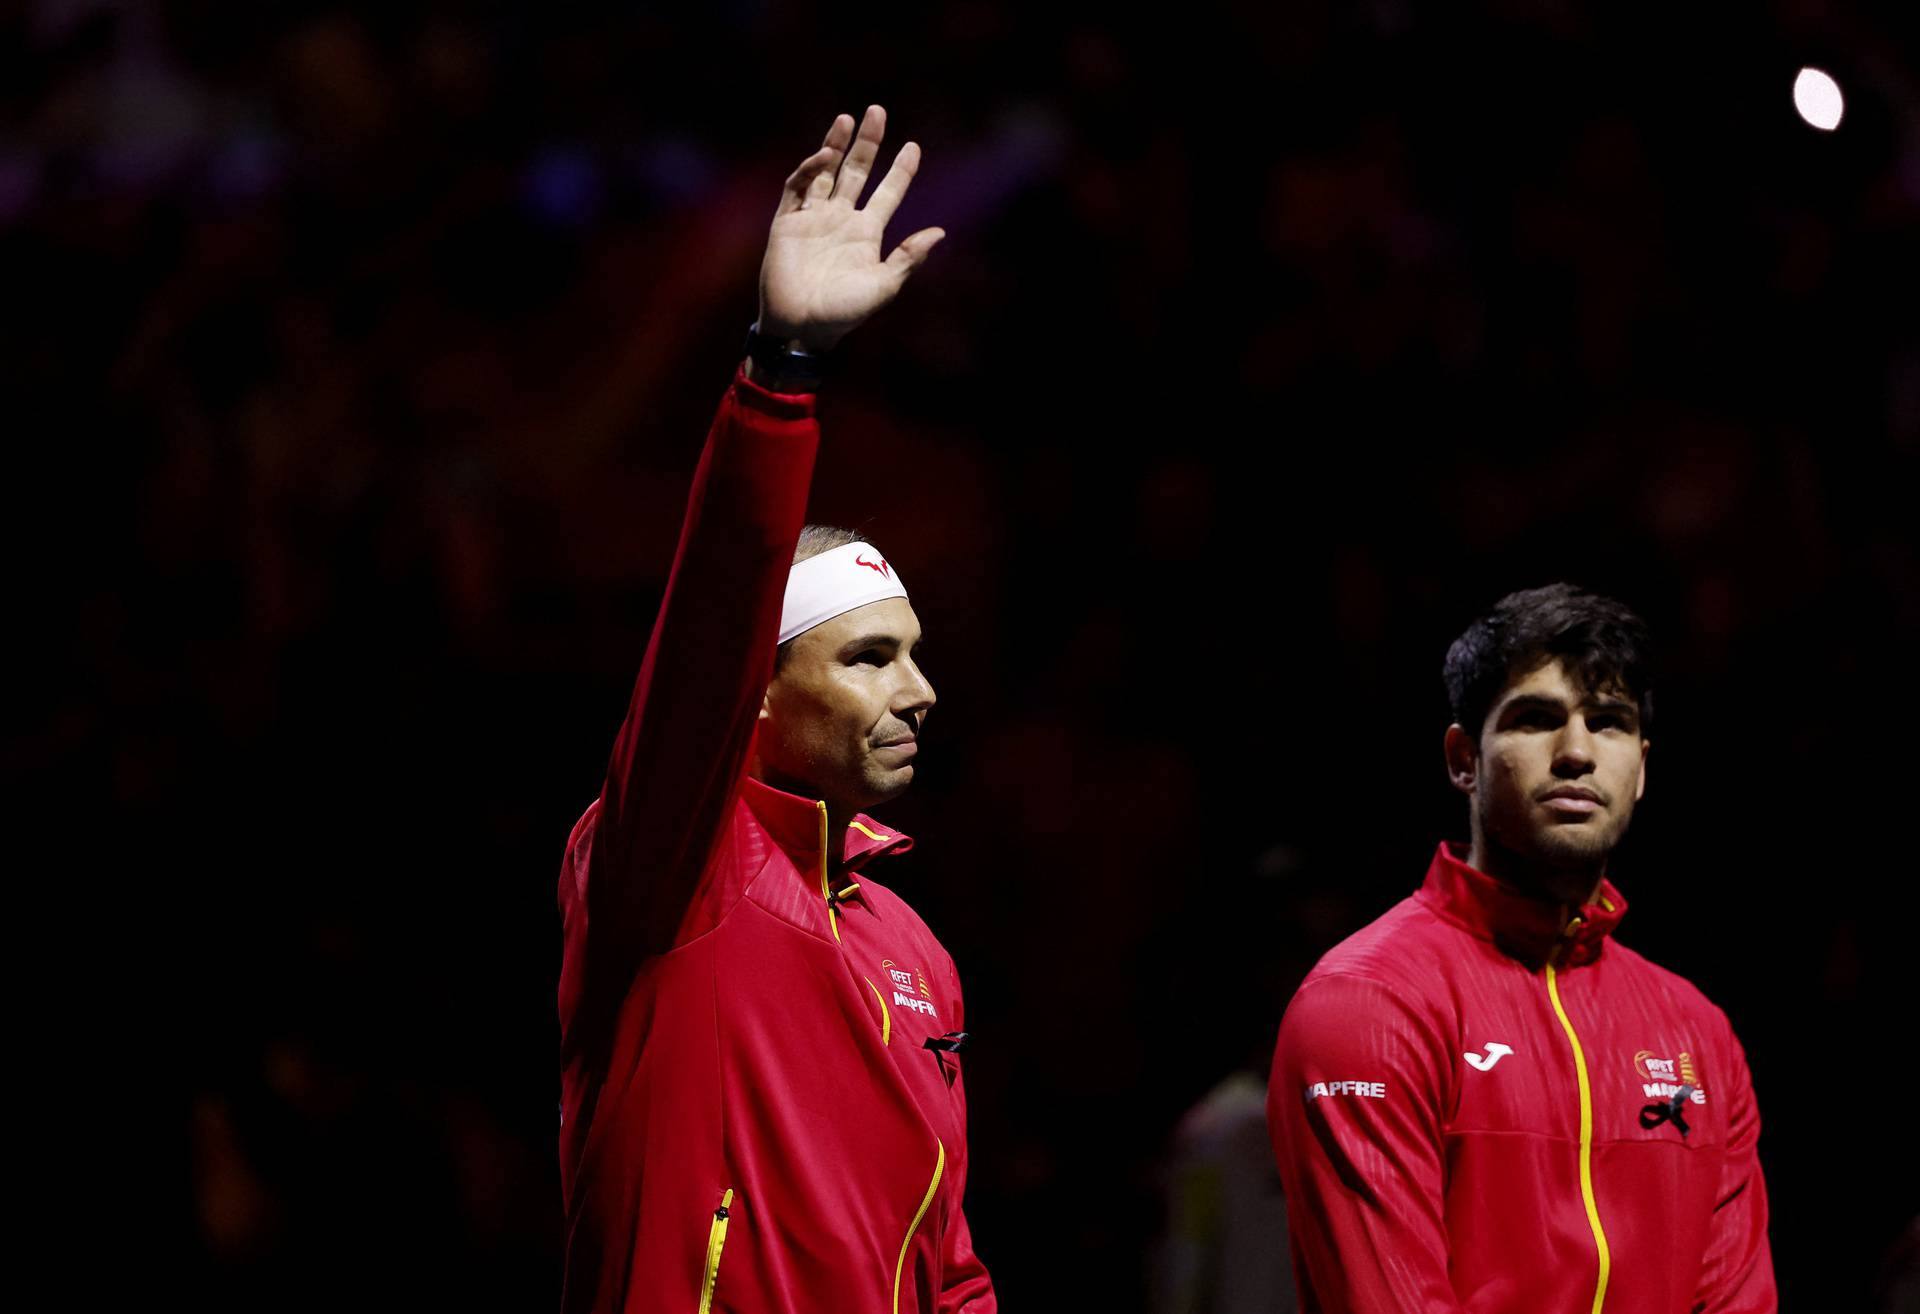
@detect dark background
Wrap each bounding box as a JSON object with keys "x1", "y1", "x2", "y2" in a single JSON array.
[{"x1": 12, "y1": 0, "x2": 1917, "y2": 1307}]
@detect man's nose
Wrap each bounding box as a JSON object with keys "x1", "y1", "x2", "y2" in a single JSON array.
[
  {"x1": 1552, "y1": 721, "x2": 1597, "y2": 775},
  {"x1": 896, "y1": 660, "x2": 936, "y2": 715}
]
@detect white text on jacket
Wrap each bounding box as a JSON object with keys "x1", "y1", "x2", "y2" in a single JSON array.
[{"x1": 1305, "y1": 1080, "x2": 1387, "y2": 1100}]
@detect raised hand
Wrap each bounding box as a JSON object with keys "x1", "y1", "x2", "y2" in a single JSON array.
[{"x1": 757, "y1": 106, "x2": 946, "y2": 353}]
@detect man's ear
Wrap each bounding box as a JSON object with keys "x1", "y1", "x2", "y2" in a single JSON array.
[
  {"x1": 1444, "y1": 723, "x2": 1478, "y2": 796},
  {"x1": 1635, "y1": 738, "x2": 1650, "y2": 802}
]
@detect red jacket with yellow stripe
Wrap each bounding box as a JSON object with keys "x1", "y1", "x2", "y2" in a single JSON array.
[
  {"x1": 557, "y1": 370, "x2": 995, "y2": 1314},
  {"x1": 1267, "y1": 843, "x2": 1774, "y2": 1314}
]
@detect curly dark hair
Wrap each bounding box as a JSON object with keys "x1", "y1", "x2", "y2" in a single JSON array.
[{"x1": 1443, "y1": 583, "x2": 1654, "y2": 741}]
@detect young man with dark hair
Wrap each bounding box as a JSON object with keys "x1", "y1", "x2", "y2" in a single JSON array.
[
  {"x1": 556, "y1": 107, "x2": 995, "y2": 1313},
  {"x1": 1267, "y1": 583, "x2": 1774, "y2": 1313}
]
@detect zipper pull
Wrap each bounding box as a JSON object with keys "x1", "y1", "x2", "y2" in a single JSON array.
[{"x1": 1551, "y1": 913, "x2": 1586, "y2": 968}]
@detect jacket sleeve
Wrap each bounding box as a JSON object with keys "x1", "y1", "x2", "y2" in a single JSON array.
[
  {"x1": 566, "y1": 369, "x2": 818, "y2": 993},
  {"x1": 939, "y1": 961, "x2": 996, "y2": 1314},
  {"x1": 1694, "y1": 1020, "x2": 1776, "y2": 1312},
  {"x1": 1267, "y1": 973, "x2": 1465, "y2": 1314}
]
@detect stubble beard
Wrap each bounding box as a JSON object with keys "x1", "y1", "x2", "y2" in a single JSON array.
[
  {"x1": 860, "y1": 758, "x2": 913, "y2": 809},
  {"x1": 1480, "y1": 795, "x2": 1628, "y2": 902}
]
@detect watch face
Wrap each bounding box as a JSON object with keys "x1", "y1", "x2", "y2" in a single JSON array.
[
  {"x1": 744, "y1": 329, "x2": 827, "y2": 388},
  {"x1": 751, "y1": 336, "x2": 820, "y2": 361}
]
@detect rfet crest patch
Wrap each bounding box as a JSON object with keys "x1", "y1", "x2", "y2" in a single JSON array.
[
  {"x1": 1633, "y1": 1049, "x2": 1706, "y2": 1104},
  {"x1": 880, "y1": 958, "x2": 937, "y2": 1018}
]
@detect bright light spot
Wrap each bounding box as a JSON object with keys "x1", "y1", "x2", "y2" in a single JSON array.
[{"x1": 1793, "y1": 67, "x2": 1844, "y2": 131}]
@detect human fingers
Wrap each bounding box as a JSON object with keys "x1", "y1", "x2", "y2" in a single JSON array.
[
  {"x1": 882, "y1": 226, "x2": 947, "y2": 280},
  {"x1": 802, "y1": 113, "x2": 856, "y2": 207},
  {"x1": 863, "y1": 139, "x2": 923, "y2": 226},
  {"x1": 778, "y1": 145, "x2": 840, "y2": 216},
  {"x1": 830, "y1": 104, "x2": 887, "y2": 204},
  {"x1": 822, "y1": 112, "x2": 857, "y2": 151}
]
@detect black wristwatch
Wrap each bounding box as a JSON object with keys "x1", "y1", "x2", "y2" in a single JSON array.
[{"x1": 742, "y1": 322, "x2": 829, "y2": 391}]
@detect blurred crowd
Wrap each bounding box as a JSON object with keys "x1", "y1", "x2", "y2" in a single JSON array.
[{"x1": 10, "y1": 0, "x2": 1918, "y2": 1307}]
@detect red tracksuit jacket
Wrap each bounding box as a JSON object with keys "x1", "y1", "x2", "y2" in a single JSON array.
[
  {"x1": 557, "y1": 369, "x2": 996, "y2": 1313},
  {"x1": 1268, "y1": 843, "x2": 1774, "y2": 1313}
]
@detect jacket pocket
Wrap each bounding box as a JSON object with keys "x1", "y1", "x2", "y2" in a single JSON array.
[{"x1": 697, "y1": 1188, "x2": 734, "y2": 1314}]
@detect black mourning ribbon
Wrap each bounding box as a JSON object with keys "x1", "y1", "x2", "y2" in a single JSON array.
[
  {"x1": 923, "y1": 1032, "x2": 969, "y2": 1054},
  {"x1": 1639, "y1": 1083, "x2": 1694, "y2": 1137}
]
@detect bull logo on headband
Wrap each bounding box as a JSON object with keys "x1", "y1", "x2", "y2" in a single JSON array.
[{"x1": 778, "y1": 543, "x2": 909, "y2": 645}]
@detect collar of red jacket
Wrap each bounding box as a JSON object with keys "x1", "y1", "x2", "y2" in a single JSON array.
[
  {"x1": 1417, "y1": 841, "x2": 1628, "y2": 968},
  {"x1": 740, "y1": 776, "x2": 916, "y2": 871}
]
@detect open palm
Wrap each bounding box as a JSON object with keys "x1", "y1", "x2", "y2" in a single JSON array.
[{"x1": 759, "y1": 106, "x2": 945, "y2": 352}]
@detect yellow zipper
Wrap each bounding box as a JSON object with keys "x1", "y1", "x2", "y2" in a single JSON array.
[
  {"x1": 892, "y1": 1139, "x2": 945, "y2": 1314},
  {"x1": 696, "y1": 1188, "x2": 734, "y2": 1314},
  {"x1": 815, "y1": 801, "x2": 840, "y2": 943},
  {"x1": 863, "y1": 976, "x2": 893, "y2": 1045},
  {"x1": 1546, "y1": 956, "x2": 1611, "y2": 1314}
]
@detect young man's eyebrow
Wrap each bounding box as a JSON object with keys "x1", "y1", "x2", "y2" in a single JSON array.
[
  {"x1": 1497, "y1": 692, "x2": 1638, "y2": 719},
  {"x1": 1497, "y1": 693, "x2": 1568, "y2": 716}
]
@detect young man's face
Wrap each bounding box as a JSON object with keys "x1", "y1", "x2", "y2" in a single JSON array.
[
  {"x1": 1448, "y1": 657, "x2": 1650, "y2": 884},
  {"x1": 758, "y1": 598, "x2": 934, "y2": 812}
]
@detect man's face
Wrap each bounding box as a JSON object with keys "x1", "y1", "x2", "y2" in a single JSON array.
[
  {"x1": 758, "y1": 598, "x2": 934, "y2": 812},
  {"x1": 1449, "y1": 658, "x2": 1650, "y2": 878}
]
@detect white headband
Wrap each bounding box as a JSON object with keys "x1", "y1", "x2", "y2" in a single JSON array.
[{"x1": 778, "y1": 542, "x2": 910, "y2": 644}]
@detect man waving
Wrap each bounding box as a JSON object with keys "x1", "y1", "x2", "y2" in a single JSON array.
[{"x1": 556, "y1": 107, "x2": 994, "y2": 1314}]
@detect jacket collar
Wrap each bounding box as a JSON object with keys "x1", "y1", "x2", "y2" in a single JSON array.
[
  {"x1": 1416, "y1": 841, "x2": 1627, "y2": 969},
  {"x1": 739, "y1": 776, "x2": 915, "y2": 872}
]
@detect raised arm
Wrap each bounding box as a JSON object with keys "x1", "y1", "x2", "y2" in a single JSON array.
[
  {"x1": 567, "y1": 108, "x2": 946, "y2": 986},
  {"x1": 1267, "y1": 974, "x2": 1466, "y2": 1314}
]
